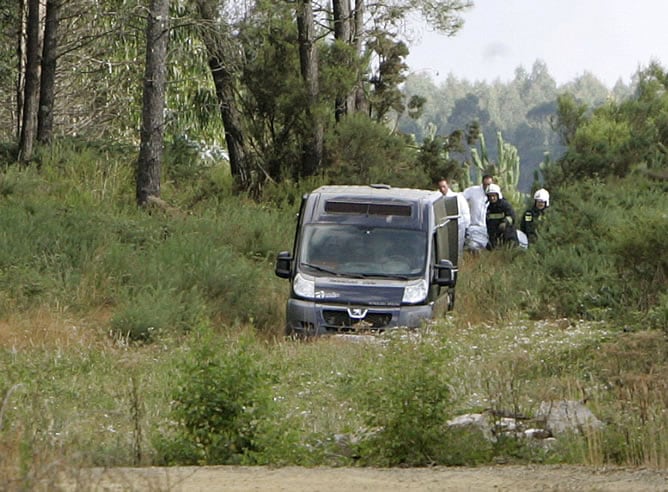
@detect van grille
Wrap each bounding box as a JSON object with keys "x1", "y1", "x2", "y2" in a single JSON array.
[{"x1": 322, "y1": 309, "x2": 393, "y2": 331}]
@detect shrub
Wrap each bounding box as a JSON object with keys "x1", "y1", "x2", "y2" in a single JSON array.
[
  {"x1": 109, "y1": 286, "x2": 205, "y2": 342},
  {"x1": 524, "y1": 176, "x2": 667, "y2": 321},
  {"x1": 156, "y1": 332, "x2": 274, "y2": 465},
  {"x1": 647, "y1": 292, "x2": 668, "y2": 333},
  {"x1": 325, "y1": 113, "x2": 427, "y2": 187},
  {"x1": 350, "y1": 331, "x2": 458, "y2": 466}
]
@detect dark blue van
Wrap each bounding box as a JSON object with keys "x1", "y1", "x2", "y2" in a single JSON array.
[{"x1": 275, "y1": 185, "x2": 460, "y2": 336}]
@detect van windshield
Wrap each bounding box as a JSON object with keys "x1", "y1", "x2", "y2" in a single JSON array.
[{"x1": 299, "y1": 225, "x2": 427, "y2": 278}]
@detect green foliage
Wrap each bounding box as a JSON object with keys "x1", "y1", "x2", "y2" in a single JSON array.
[
  {"x1": 237, "y1": 6, "x2": 311, "y2": 183},
  {"x1": 159, "y1": 332, "x2": 274, "y2": 465},
  {"x1": 647, "y1": 292, "x2": 668, "y2": 333},
  {"x1": 558, "y1": 105, "x2": 634, "y2": 181},
  {"x1": 546, "y1": 63, "x2": 668, "y2": 187},
  {"x1": 109, "y1": 286, "x2": 205, "y2": 342},
  {"x1": 512, "y1": 175, "x2": 667, "y2": 322},
  {"x1": 2, "y1": 128, "x2": 668, "y2": 474},
  {"x1": 366, "y1": 34, "x2": 410, "y2": 122},
  {"x1": 0, "y1": 147, "x2": 292, "y2": 334},
  {"x1": 319, "y1": 40, "x2": 365, "y2": 105},
  {"x1": 418, "y1": 131, "x2": 468, "y2": 186},
  {"x1": 350, "y1": 333, "x2": 458, "y2": 466},
  {"x1": 325, "y1": 113, "x2": 428, "y2": 187},
  {"x1": 163, "y1": 135, "x2": 227, "y2": 187}
]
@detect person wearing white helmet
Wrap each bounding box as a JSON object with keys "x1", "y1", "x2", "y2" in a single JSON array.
[
  {"x1": 485, "y1": 183, "x2": 519, "y2": 249},
  {"x1": 520, "y1": 188, "x2": 550, "y2": 245}
]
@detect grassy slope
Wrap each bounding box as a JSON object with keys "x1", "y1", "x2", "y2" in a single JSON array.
[{"x1": 0, "y1": 159, "x2": 667, "y2": 483}]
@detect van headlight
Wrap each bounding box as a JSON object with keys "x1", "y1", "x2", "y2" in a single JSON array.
[
  {"x1": 402, "y1": 279, "x2": 428, "y2": 304},
  {"x1": 293, "y1": 273, "x2": 315, "y2": 299}
]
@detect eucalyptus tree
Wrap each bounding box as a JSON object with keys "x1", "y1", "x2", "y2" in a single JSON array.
[
  {"x1": 167, "y1": 0, "x2": 473, "y2": 189},
  {"x1": 0, "y1": 1, "x2": 22, "y2": 142},
  {"x1": 194, "y1": 0, "x2": 252, "y2": 189},
  {"x1": 2, "y1": 0, "x2": 153, "y2": 150},
  {"x1": 18, "y1": 0, "x2": 40, "y2": 161},
  {"x1": 136, "y1": 0, "x2": 169, "y2": 206},
  {"x1": 560, "y1": 72, "x2": 609, "y2": 106},
  {"x1": 35, "y1": 0, "x2": 60, "y2": 144},
  {"x1": 296, "y1": 0, "x2": 323, "y2": 176},
  {"x1": 347, "y1": 0, "x2": 472, "y2": 123},
  {"x1": 331, "y1": 0, "x2": 354, "y2": 120}
]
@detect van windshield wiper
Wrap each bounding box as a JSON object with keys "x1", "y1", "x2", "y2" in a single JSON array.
[
  {"x1": 301, "y1": 263, "x2": 368, "y2": 279},
  {"x1": 300, "y1": 262, "x2": 341, "y2": 276},
  {"x1": 358, "y1": 272, "x2": 410, "y2": 280}
]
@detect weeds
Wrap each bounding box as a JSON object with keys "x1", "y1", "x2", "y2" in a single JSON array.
[{"x1": 0, "y1": 151, "x2": 667, "y2": 479}]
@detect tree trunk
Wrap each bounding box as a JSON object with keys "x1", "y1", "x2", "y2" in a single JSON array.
[
  {"x1": 16, "y1": 0, "x2": 28, "y2": 141},
  {"x1": 296, "y1": 0, "x2": 323, "y2": 176},
  {"x1": 196, "y1": 0, "x2": 251, "y2": 190},
  {"x1": 136, "y1": 0, "x2": 169, "y2": 206},
  {"x1": 38, "y1": 0, "x2": 59, "y2": 144},
  {"x1": 18, "y1": 0, "x2": 41, "y2": 162},
  {"x1": 352, "y1": 0, "x2": 367, "y2": 114},
  {"x1": 332, "y1": 0, "x2": 352, "y2": 122}
]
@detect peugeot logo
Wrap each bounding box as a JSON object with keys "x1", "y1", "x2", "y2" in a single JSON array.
[{"x1": 348, "y1": 308, "x2": 368, "y2": 319}]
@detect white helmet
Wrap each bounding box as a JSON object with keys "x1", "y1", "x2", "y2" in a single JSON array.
[
  {"x1": 533, "y1": 188, "x2": 550, "y2": 207},
  {"x1": 485, "y1": 183, "x2": 503, "y2": 199}
]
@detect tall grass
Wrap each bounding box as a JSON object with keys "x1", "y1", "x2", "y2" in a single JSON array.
[{"x1": 1, "y1": 147, "x2": 667, "y2": 484}]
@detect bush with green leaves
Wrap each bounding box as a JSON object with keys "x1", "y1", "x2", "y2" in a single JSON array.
[
  {"x1": 349, "y1": 332, "x2": 475, "y2": 466},
  {"x1": 505, "y1": 175, "x2": 668, "y2": 323},
  {"x1": 325, "y1": 113, "x2": 428, "y2": 188},
  {"x1": 156, "y1": 332, "x2": 274, "y2": 465}
]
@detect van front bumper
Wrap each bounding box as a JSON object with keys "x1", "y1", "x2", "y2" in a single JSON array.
[{"x1": 285, "y1": 299, "x2": 436, "y2": 336}]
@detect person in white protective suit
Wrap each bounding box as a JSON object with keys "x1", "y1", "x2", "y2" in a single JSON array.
[{"x1": 462, "y1": 174, "x2": 494, "y2": 251}]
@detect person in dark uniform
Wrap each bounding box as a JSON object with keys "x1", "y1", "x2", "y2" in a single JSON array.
[
  {"x1": 485, "y1": 183, "x2": 518, "y2": 249},
  {"x1": 520, "y1": 188, "x2": 550, "y2": 245}
]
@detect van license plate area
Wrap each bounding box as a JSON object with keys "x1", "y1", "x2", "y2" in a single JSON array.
[{"x1": 322, "y1": 309, "x2": 392, "y2": 331}]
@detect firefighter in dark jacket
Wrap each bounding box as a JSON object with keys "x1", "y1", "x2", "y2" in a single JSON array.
[
  {"x1": 520, "y1": 188, "x2": 550, "y2": 245},
  {"x1": 485, "y1": 183, "x2": 518, "y2": 249}
]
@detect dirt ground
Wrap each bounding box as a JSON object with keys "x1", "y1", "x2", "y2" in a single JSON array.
[{"x1": 58, "y1": 464, "x2": 668, "y2": 491}]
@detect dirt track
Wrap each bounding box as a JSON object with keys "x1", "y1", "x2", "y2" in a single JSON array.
[{"x1": 59, "y1": 464, "x2": 668, "y2": 491}]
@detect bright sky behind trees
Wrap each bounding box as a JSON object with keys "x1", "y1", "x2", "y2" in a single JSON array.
[{"x1": 405, "y1": 0, "x2": 668, "y2": 88}]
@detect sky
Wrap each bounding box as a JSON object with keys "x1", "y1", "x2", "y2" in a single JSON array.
[{"x1": 405, "y1": 0, "x2": 668, "y2": 88}]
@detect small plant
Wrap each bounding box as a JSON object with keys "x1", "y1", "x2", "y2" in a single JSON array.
[
  {"x1": 157, "y1": 332, "x2": 274, "y2": 465},
  {"x1": 350, "y1": 331, "x2": 458, "y2": 466}
]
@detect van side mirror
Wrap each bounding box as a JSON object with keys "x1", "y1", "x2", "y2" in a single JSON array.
[
  {"x1": 275, "y1": 251, "x2": 293, "y2": 278},
  {"x1": 434, "y1": 259, "x2": 457, "y2": 287}
]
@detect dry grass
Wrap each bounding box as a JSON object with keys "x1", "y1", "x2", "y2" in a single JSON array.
[{"x1": 0, "y1": 307, "x2": 113, "y2": 350}]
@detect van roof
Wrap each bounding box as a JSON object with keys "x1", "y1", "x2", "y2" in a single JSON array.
[{"x1": 311, "y1": 185, "x2": 441, "y2": 202}]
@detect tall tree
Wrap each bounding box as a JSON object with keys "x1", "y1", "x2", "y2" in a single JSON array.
[
  {"x1": 296, "y1": 0, "x2": 323, "y2": 176},
  {"x1": 196, "y1": 0, "x2": 251, "y2": 189},
  {"x1": 136, "y1": 0, "x2": 170, "y2": 206},
  {"x1": 37, "y1": 0, "x2": 59, "y2": 144},
  {"x1": 332, "y1": 0, "x2": 352, "y2": 121},
  {"x1": 18, "y1": 0, "x2": 41, "y2": 161}
]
